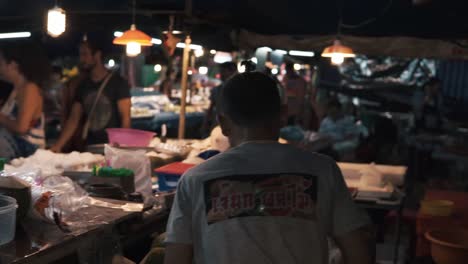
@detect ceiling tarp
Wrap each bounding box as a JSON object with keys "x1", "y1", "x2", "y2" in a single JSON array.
[{"x1": 238, "y1": 30, "x2": 468, "y2": 59}]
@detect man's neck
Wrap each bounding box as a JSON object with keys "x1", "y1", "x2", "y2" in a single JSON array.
[
  {"x1": 230, "y1": 128, "x2": 279, "y2": 147},
  {"x1": 90, "y1": 64, "x2": 108, "y2": 82}
]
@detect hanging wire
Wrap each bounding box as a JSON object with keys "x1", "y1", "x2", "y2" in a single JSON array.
[
  {"x1": 336, "y1": 0, "x2": 344, "y2": 37},
  {"x1": 340, "y1": 0, "x2": 393, "y2": 29},
  {"x1": 169, "y1": 15, "x2": 174, "y2": 32},
  {"x1": 132, "y1": 0, "x2": 136, "y2": 25}
]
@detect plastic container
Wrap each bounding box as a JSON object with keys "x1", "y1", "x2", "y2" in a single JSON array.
[
  {"x1": 425, "y1": 229, "x2": 468, "y2": 264},
  {"x1": 421, "y1": 200, "x2": 454, "y2": 216},
  {"x1": 0, "y1": 195, "x2": 17, "y2": 246},
  {"x1": 154, "y1": 162, "x2": 195, "y2": 191},
  {"x1": 106, "y1": 128, "x2": 155, "y2": 147}
]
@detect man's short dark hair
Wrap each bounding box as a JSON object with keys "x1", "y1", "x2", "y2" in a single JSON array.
[
  {"x1": 0, "y1": 40, "x2": 51, "y2": 89},
  {"x1": 80, "y1": 33, "x2": 106, "y2": 58},
  {"x1": 218, "y1": 72, "x2": 281, "y2": 127}
]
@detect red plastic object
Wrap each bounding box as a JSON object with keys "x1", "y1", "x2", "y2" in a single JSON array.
[
  {"x1": 154, "y1": 162, "x2": 195, "y2": 191},
  {"x1": 416, "y1": 190, "x2": 468, "y2": 257},
  {"x1": 425, "y1": 229, "x2": 468, "y2": 264},
  {"x1": 106, "y1": 128, "x2": 155, "y2": 147},
  {"x1": 155, "y1": 162, "x2": 195, "y2": 175}
]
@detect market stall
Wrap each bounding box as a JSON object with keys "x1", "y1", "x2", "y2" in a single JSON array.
[{"x1": 130, "y1": 89, "x2": 208, "y2": 138}]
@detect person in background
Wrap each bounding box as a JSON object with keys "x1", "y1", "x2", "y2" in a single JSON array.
[
  {"x1": 0, "y1": 40, "x2": 50, "y2": 160},
  {"x1": 415, "y1": 77, "x2": 444, "y2": 132},
  {"x1": 51, "y1": 36, "x2": 131, "y2": 152},
  {"x1": 319, "y1": 98, "x2": 368, "y2": 161},
  {"x1": 43, "y1": 66, "x2": 64, "y2": 138},
  {"x1": 164, "y1": 72, "x2": 373, "y2": 264},
  {"x1": 159, "y1": 68, "x2": 178, "y2": 98},
  {"x1": 319, "y1": 98, "x2": 363, "y2": 142},
  {"x1": 283, "y1": 62, "x2": 307, "y2": 127},
  {"x1": 0, "y1": 80, "x2": 13, "y2": 107},
  {"x1": 202, "y1": 62, "x2": 237, "y2": 134}
]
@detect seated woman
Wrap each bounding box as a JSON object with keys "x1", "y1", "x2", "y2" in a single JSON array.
[
  {"x1": 0, "y1": 41, "x2": 50, "y2": 160},
  {"x1": 319, "y1": 98, "x2": 368, "y2": 160}
]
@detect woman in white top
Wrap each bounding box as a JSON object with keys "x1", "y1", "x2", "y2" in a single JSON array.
[{"x1": 0, "y1": 40, "x2": 50, "y2": 160}]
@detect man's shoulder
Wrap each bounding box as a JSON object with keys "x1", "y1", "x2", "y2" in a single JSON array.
[
  {"x1": 183, "y1": 143, "x2": 335, "y2": 180},
  {"x1": 109, "y1": 73, "x2": 128, "y2": 86},
  {"x1": 184, "y1": 151, "x2": 236, "y2": 178}
]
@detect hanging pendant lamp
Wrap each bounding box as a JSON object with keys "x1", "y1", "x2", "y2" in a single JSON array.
[
  {"x1": 47, "y1": 1, "x2": 66, "y2": 38},
  {"x1": 322, "y1": 0, "x2": 356, "y2": 65},
  {"x1": 113, "y1": 0, "x2": 152, "y2": 56},
  {"x1": 321, "y1": 39, "x2": 355, "y2": 65}
]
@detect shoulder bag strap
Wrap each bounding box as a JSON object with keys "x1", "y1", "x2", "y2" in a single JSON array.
[{"x1": 81, "y1": 71, "x2": 114, "y2": 140}]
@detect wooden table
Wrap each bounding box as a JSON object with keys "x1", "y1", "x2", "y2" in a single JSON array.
[
  {"x1": 338, "y1": 162, "x2": 407, "y2": 264},
  {"x1": 0, "y1": 200, "x2": 169, "y2": 264}
]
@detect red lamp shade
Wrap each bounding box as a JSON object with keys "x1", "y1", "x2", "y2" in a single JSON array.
[{"x1": 113, "y1": 24, "x2": 152, "y2": 46}]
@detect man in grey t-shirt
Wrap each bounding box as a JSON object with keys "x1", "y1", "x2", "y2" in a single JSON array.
[{"x1": 164, "y1": 72, "x2": 373, "y2": 264}]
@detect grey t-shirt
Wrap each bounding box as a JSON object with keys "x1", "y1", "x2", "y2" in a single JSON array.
[{"x1": 165, "y1": 142, "x2": 369, "y2": 264}]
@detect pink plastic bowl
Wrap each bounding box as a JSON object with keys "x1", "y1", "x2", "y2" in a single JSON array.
[{"x1": 106, "y1": 128, "x2": 155, "y2": 147}]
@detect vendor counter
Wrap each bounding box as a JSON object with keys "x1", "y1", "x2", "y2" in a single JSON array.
[
  {"x1": 0, "y1": 198, "x2": 169, "y2": 264},
  {"x1": 132, "y1": 112, "x2": 205, "y2": 139}
]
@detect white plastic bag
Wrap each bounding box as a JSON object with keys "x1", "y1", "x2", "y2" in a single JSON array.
[
  {"x1": 104, "y1": 145, "x2": 152, "y2": 199},
  {"x1": 3, "y1": 168, "x2": 88, "y2": 223}
]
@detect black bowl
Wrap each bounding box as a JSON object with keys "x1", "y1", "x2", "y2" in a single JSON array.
[{"x1": 86, "y1": 183, "x2": 126, "y2": 200}]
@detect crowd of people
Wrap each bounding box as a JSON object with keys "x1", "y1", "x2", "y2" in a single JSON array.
[
  {"x1": 0, "y1": 35, "x2": 371, "y2": 163},
  {"x1": 0, "y1": 37, "x2": 131, "y2": 159},
  {"x1": 2, "y1": 36, "x2": 452, "y2": 264}
]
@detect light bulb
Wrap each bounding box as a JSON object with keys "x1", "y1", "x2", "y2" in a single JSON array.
[
  {"x1": 199, "y1": 66, "x2": 208, "y2": 75},
  {"x1": 331, "y1": 53, "x2": 344, "y2": 65},
  {"x1": 154, "y1": 64, "x2": 162, "y2": 72},
  {"x1": 126, "y1": 42, "x2": 141, "y2": 57},
  {"x1": 194, "y1": 49, "x2": 204, "y2": 57},
  {"x1": 47, "y1": 7, "x2": 66, "y2": 37},
  {"x1": 293, "y1": 64, "x2": 301, "y2": 71},
  {"x1": 271, "y1": 68, "x2": 279, "y2": 75},
  {"x1": 210, "y1": 49, "x2": 217, "y2": 55},
  {"x1": 108, "y1": 59, "x2": 115, "y2": 68},
  {"x1": 188, "y1": 70, "x2": 193, "y2": 75}
]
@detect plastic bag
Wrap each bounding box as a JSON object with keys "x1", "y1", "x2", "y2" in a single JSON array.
[
  {"x1": 104, "y1": 145, "x2": 152, "y2": 199},
  {"x1": 3, "y1": 168, "x2": 88, "y2": 223},
  {"x1": 359, "y1": 163, "x2": 386, "y2": 188}
]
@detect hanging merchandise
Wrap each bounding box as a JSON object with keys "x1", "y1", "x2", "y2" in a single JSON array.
[
  {"x1": 162, "y1": 16, "x2": 183, "y2": 35},
  {"x1": 163, "y1": 16, "x2": 182, "y2": 56},
  {"x1": 113, "y1": 0, "x2": 153, "y2": 57},
  {"x1": 47, "y1": 2, "x2": 66, "y2": 38}
]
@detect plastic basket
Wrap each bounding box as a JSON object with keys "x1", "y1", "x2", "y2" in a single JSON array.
[{"x1": 106, "y1": 128, "x2": 155, "y2": 147}]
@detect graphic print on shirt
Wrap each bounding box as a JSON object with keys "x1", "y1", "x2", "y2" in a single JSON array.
[
  {"x1": 204, "y1": 174, "x2": 317, "y2": 225},
  {"x1": 83, "y1": 91, "x2": 112, "y2": 131}
]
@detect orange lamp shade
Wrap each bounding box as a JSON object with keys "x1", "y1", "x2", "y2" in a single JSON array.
[
  {"x1": 321, "y1": 40, "x2": 356, "y2": 58},
  {"x1": 113, "y1": 24, "x2": 152, "y2": 46}
]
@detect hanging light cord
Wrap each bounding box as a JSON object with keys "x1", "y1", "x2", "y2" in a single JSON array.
[
  {"x1": 169, "y1": 15, "x2": 174, "y2": 32},
  {"x1": 132, "y1": 0, "x2": 136, "y2": 25},
  {"x1": 336, "y1": 0, "x2": 344, "y2": 37},
  {"x1": 340, "y1": 0, "x2": 393, "y2": 29}
]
